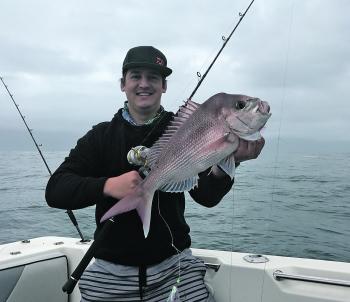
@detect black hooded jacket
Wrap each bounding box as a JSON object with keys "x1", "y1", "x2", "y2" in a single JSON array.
[{"x1": 45, "y1": 109, "x2": 234, "y2": 266}]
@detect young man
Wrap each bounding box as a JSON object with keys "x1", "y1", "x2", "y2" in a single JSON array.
[{"x1": 46, "y1": 46, "x2": 265, "y2": 301}]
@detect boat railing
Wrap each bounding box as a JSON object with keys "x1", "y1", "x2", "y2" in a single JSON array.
[{"x1": 273, "y1": 269, "x2": 350, "y2": 287}]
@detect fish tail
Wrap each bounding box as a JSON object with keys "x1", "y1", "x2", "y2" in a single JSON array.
[{"x1": 100, "y1": 186, "x2": 155, "y2": 238}]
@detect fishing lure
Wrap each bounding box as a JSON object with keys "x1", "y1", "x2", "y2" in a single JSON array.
[{"x1": 167, "y1": 279, "x2": 181, "y2": 302}]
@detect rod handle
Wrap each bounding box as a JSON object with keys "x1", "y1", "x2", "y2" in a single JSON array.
[
  {"x1": 62, "y1": 276, "x2": 78, "y2": 294},
  {"x1": 62, "y1": 219, "x2": 115, "y2": 294}
]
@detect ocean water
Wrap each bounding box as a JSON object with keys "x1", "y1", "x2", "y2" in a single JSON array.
[{"x1": 0, "y1": 149, "x2": 349, "y2": 263}]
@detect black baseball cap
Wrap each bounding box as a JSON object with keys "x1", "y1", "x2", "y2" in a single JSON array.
[{"x1": 122, "y1": 46, "x2": 172, "y2": 77}]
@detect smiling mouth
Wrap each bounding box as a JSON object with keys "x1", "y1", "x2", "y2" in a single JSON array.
[{"x1": 136, "y1": 92, "x2": 153, "y2": 96}]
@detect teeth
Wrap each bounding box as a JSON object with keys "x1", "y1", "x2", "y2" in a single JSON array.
[{"x1": 137, "y1": 92, "x2": 152, "y2": 96}]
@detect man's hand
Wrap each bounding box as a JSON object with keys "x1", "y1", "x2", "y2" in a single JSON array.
[
  {"x1": 234, "y1": 137, "x2": 265, "y2": 163},
  {"x1": 103, "y1": 171, "x2": 142, "y2": 200},
  {"x1": 209, "y1": 137, "x2": 265, "y2": 178}
]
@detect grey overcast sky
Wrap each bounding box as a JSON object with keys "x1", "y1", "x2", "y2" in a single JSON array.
[{"x1": 1, "y1": 0, "x2": 349, "y2": 151}]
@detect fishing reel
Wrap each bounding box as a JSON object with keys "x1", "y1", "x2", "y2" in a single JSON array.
[{"x1": 127, "y1": 145, "x2": 151, "y2": 178}]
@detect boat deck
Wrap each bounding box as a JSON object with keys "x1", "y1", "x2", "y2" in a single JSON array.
[{"x1": 1, "y1": 236, "x2": 349, "y2": 302}]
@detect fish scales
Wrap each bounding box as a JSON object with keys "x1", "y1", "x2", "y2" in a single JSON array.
[
  {"x1": 154, "y1": 114, "x2": 227, "y2": 181},
  {"x1": 101, "y1": 93, "x2": 271, "y2": 237}
]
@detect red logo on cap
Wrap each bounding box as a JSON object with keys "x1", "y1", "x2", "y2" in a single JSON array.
[{"x1": 155, "y1": 57, "x2": 164, "y2": 66}]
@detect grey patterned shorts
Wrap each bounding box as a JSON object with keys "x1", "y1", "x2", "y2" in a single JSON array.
[{"x1": 79, "y1": 249, "x2": 215, "y2": 302}]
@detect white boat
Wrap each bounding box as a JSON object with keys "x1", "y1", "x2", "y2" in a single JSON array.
[{"x1": 1, "y1": 236, "x2": 349, "y2": 302}]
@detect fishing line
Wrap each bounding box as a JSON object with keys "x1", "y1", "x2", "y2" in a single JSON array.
[
  {"x1": 0, "y1": 76, "x2": 88, "y2": 242},
  {"x1": 265, "y1": 0, "x2": 295, "y2": 248},
  {"x1": 259, "y1": 1, "x2": 295, "y2": 301},
  {"x1": 157, "y1": 191, "x2": 182, "y2": 300},
  {"x1": 229, "y1": 182, "x2": 236, "y2": 302},
  {"x1": 148, "y1": 0, "x2": 257, "y2": 299},
  {"x1": 64, "y1": 0, "x2": 259, "y2": 293}
]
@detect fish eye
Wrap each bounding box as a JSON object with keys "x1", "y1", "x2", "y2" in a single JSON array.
[{"x1": 235, "y1": 100, "x2": 246, "y2": 110}]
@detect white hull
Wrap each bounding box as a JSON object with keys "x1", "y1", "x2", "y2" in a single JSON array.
[{"x1": 0, "y1": 236, "x2": 349, "y2": 302}]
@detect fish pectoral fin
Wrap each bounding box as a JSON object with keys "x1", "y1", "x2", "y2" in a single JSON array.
[
  {"x1": 238, "y1": 131, "x2": 261, "y2": 141},
  {"x1": 217, "y1": 154, "x2": 236, "y2": 179},
  {"x1": 159, "y1": 175, "x2": 199, "y2": 193}
]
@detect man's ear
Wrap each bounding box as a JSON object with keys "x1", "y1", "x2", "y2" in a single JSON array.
[
  {"x1": 120, "y1": 78, "x2": 125, "y2": 92},
  {"x1": 162, "y1": 80, "x2": 167, "y2": 93}
]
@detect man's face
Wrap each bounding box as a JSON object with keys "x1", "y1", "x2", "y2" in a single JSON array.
[{"x1": 121, "y1": 68, "x2": 167, "y2": 115}]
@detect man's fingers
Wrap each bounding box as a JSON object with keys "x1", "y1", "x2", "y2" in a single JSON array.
[
  {"x1": 254, "y1": 138, "x2": 265, "y2": 158},
  {"x1": 103, "y1": 170, "x2": 143, "y2": 199},
  {"x1": 234, "y1": 137, "x2": 266, "y2": 162}
]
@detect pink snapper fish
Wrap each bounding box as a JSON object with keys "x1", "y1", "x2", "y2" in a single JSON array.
[{"x1": 101, "y1": 93, "x2": 271, "y2": 237}]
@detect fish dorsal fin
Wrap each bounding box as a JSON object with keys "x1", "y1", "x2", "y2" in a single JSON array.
[
  {"x1": 147, "y1": 99, "x2": 200, "y2": 168},
  {"x1": 159, "y1": 175, "x2": 199, "y2": 192}
]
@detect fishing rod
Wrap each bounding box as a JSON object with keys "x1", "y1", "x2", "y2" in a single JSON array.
[
  {"x1": 0, "y1": 76, "x2": 88, "y2": 243},
  {"x1": 189, "y1": 0, "x2": 255, "y2": 100},
  {"x1": 61, "y1": 0, "x2": 257, "y2": 295},
  {"x1": 138, "y1": 0, "x2": 256, "y2": 148}
]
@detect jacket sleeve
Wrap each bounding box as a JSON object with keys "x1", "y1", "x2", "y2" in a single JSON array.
[
  {"x1": 45, "y1": 126, "x2": 108, "y2": 210},
  {"x1": 189, "y1": 167, "x2": 234, "y2": 207}
]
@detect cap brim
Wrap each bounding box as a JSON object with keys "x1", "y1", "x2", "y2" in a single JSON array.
[{"x1": 123, "y1": 62, "x2": 172, "y2": 77}]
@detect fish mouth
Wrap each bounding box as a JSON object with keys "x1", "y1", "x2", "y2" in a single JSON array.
[{"x1": 252, "y1": 100, "x2": 271, "y2": 115}]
